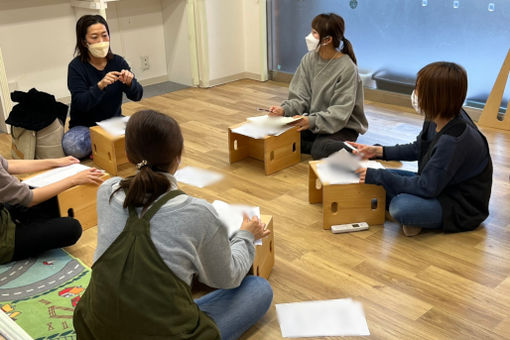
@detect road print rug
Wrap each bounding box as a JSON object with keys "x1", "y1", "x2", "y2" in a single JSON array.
[{"x1": 0, "y1": 249, "x2": 90, "y2": 340}]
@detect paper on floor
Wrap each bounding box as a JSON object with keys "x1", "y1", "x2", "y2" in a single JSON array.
[
  {"x1": 316, "y1": 149, "x2": 384, "y2": 185},
  {"x1": 276, "y1": 298, "x2": 370, "y2": 337},
  {"x1": 212, "y1": 200, "x2": 262, "y2": 245},
  {"x1": 96, "y1": 116, "x2": 130, "y2": 136},
  {"x1": 174, "y1": 166, "x2": 224, "y2": 188},
  {"x1": 231, "y1": 122, "x2": 294, "y2": 139},
  {"x1": 22, "y1": 163, "x2": 92, "y2": 188}
]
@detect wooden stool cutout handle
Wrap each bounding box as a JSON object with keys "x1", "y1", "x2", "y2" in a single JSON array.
[{"x1": 478, "y1": 48, "x2": 510, "y2": 130}]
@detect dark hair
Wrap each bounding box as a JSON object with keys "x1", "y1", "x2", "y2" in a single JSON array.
[
  {"x1": 115, "y1": 110, "x2": 184, "y2": 209},
  {"x1": 416, "y1": 62, "x2": 467, "y2": 121},
  {"x1": 311, "y1": 13, "x2": 357, "y2": 65},
  {"x1": 74, "y1": 15, "x2": 113, "y2": 62}
]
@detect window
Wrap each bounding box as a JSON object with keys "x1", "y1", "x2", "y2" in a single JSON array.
[{"x1": 268, "y1": 0, "x2": 510, "y2": 111}]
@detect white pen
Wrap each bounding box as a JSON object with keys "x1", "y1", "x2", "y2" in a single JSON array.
[{"x1": 343, "y1": 142, "x2": 358, "y2": 153}]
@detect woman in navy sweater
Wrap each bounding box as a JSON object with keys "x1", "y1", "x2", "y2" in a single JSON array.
[
  {"x1": 352, "y1": 62, "x2": 492, "y2": 236},
  {"x1": 63, "y1": 15, "x2": 143, "y2": 158}
]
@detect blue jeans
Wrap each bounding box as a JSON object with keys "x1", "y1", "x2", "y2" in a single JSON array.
[
  {"x1": 386, "y1": 169, "x2": 443, "y2": 229},
  {"x1": 195, "y1": 275, "x2": 273, "y2": 340}
]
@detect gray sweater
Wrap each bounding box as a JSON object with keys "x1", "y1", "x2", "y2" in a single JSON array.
[
  {"x1": 95, "y1": 175, "x2": 256, "y2": 289},
  {"x1": 0, "y1": 156, "x2": 33, "y2": 206},
  {"x1": 281, "y1": 51, "x2": 368, "y2": 135}
]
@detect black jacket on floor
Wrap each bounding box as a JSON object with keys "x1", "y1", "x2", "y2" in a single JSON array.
[{"x1": 6, "y1": 88, "x2": 68, "y2": 131}]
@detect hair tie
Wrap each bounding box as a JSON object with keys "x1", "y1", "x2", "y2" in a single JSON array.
[{"x1": 136, "y1": 159, "x2": 148, "y2": 170}]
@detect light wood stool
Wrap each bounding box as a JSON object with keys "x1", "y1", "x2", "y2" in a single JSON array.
[
  {"x1": 250, "y1": 215, "x2": 275, "y2": 279},
  {"x1": 57, "y1": 174, "x2": 110, "y2": 230},
  {"x1": 89, "y1": 126, "x2": 131, "y2": 175},
  {"x1": 228, "y1": 123, "x2": 300, "y2": 175},
  {"x1": 308, "y1": 161, "x2": 386, "y2": 229}
]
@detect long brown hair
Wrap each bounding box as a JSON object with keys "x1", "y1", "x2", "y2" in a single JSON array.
[
  {"x1": 416, "y1": 62, "x2": 467, "y2": 121},
  {"x1": 116, "y1": 110, "x2": 183, "y2": 209},
  {"x1": 312, "y1": 13, "x2": 357, "y2": 65}
]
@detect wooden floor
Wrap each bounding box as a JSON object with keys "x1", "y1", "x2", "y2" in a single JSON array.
[{"x1": 2, "y1": 79, "x2": 510, "y2": 339}]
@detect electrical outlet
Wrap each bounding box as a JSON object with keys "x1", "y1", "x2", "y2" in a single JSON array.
[{"x1": 140, "y1": 56, "x2": 150, "y2": 71}]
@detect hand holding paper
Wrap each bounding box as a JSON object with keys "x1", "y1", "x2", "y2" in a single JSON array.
[
  {"x1": 212, "y1": 200, "x2": 265, "y2": 245},
  {"x1": 240, "y1": 213, "x2": 270, "y2": 241}
]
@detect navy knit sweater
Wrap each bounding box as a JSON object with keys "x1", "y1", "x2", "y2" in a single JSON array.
[
  {"x1": 366, "y1": 110, "x2": 492, "y2": 232},
  {"x1": 68, "y1": 55, "x2": 143, "y2": 128}
]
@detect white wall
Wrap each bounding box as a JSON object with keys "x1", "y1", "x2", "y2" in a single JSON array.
[
  {"x1": 242, "y1": 0, "x2": 266, "y2": 77},
  {"x1": 203, "y1": 0, "x2": 245, "y2": 81},
  {"x1": 200, "y1": 0, "x2": 266, "y2": 85},
  {"x1": 161, "y1": 0, "x2": 193, "y2": 86},
  {"x1": 0, "y1": 0, "x2": 266, "y2": 102},
  {"x1": 0, "y1": 0, "x2": 77, "y2": 99},
  {"x1": 107, "y1": 0, "x2": 169, "y2": 82},
  {"x1": 0, "y1": 0, "x2": 193, "y2": 102}
]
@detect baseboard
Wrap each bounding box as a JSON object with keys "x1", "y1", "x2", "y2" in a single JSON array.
[
  {"x1": 138, "y1": 75, "x2": 171, "y2": 87},
  {"x1": 203, "y1": 72, "x2": 263, "y2": 88}
]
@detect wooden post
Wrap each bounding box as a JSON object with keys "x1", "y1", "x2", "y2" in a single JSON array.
[{"x1": 478, "y1": 48, "x2": 510, "y2": 130}]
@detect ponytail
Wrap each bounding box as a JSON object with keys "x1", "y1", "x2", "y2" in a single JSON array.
[
  {"x1": 109, "y1": 110, "x2": 183, "y2": 210},
  {"x1": 341, "y1": 37, "x2": 357, "y2": 65},
  {"x1": 118, "y1": 166, "x2": 171, "y2": 209}
]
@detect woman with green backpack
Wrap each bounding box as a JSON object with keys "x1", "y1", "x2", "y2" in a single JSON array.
[{"x1": 73, "y1": 110, "x2": 273, "y2": 340}]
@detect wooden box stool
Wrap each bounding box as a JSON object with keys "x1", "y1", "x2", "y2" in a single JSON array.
[
  {"x1": 57, "y1": 174, "x2": 110, "y2": 230},
  {"x1": 250, "y1": 215, "x2": 275, "y2": 279},
  {"x1": 228, "y1": 124, "x2": 300, "y2": 175},
  {"x1": 89, "y1": 126, "x2": 130, "y2": 175},
  {"x1": 308, "y1": 161, "x2": 386, "y2": 229}
]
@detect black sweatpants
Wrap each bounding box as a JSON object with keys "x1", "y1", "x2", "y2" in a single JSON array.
[
  {"x1": 301, "y1": 128, "x2": 359, "y2": 160},
  {"x1": 6, "y1": 197, "x2": 82, "y2": 261}
]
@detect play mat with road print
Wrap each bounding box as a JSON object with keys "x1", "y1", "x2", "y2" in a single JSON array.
[{"x1": 0, "y1": 248, "x2": 90, "y2": 340}]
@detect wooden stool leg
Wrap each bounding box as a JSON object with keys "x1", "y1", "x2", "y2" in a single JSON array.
[{"x1": 478, "y1": 48, "x2": 510, "y2": 130}]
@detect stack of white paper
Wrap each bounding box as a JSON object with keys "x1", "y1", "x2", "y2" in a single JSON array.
[
  {"x1": 174, "y1": 166, "x2": 224, "y2": 188},
  {"x1": 211, "y1": 200, "x2": 262, "y2": 245},
  {"x1": 276, "y1": 298, "x2": 370, "y2": 337},
  {"x1": 247, "y1": 114, "x2": 302, "y2": 128},
  {"x1": 316, "y1": 149, "x2": 384, "y2": 185},
  {"x1": 231, "y1": 122, "x2": 294, "y2": 139},
  {"x1": 96, "y1": 116, "x2": 130, "y2": 136},
  {"x1": 22, "y1": 164, "x2": 92, "y2": 188}
]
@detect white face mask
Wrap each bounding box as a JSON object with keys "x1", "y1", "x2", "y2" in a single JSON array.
[
  {"x1": 411, "y1": 90, "x2": 423, "y2": 115},
  {"x1": 305, "y1": 33, "x2": 319, "y2": 52},
  {"x1": 88, "y1": 41, "x2": 110, "y2": 58}
]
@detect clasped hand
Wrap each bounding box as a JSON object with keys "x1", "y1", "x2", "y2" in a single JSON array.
[{"x1": 98, "y1": 69, "x2": 134, "y2": 90}]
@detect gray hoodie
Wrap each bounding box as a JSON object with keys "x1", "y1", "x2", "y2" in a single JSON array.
[{"x1": 281, "y1": 51, "x2": 368, "y2": 135}]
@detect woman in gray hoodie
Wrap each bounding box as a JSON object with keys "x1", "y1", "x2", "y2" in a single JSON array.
[{"x1": 270, "y1": 13, "x2": 368, "y2": 159}]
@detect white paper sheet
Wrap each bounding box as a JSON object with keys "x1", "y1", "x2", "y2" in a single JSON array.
[
  {"x1": 96, "y1": 116, "x2": 130, "y2": 136},
  {"x1": 316, "y1": 149, "x2": 384, "y2": 185},
  {"x1": 231, "y1": 122, "x2": 294, "y2": 139},
  {"x1": 212, "y1": 200, "x2": 262, "y2": 245},
  {"x1": 247, "y1": 114, "x2": 302, "y2": 128},
  {"x1": 22, "y1": 163, "x2": 91, "y2": 188},
  {"x1": 276, "y1": 298, "x2": 370, "y2": 337},
  {"x1": 174, "y1": 166, "x2": 224, "y2": 188}
]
